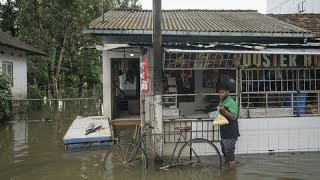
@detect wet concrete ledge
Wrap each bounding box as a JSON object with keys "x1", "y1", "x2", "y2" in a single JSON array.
[{"x1": 111, "y1": 111, "x2": 141, "y2": 126}]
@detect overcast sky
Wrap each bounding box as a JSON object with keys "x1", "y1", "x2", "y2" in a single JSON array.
[{"x1": 139, "y1": 0, "x2": 267, "y2": 14}]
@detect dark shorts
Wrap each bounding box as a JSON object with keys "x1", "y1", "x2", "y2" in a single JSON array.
[{"x1": 220, "y1": 138, "x2": 237, "y2": 161}]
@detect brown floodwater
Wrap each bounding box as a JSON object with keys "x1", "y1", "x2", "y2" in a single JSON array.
[{"x1": 1, "y1": 108, "x2": 320, "y2": 180}]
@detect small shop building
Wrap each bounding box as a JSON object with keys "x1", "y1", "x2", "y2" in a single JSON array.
[{"x1": 86, "y1": 9, "x2": 320, "y2": 154}]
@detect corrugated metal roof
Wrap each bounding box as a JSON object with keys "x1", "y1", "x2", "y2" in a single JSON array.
[
  {"x1": 89, "y1": 9, "x2": 311, "y2": 35},
  {"x1": 269, "y1": 14, "x2": 320, "y2": 37},
  {"x1": 0, "y1": 31, "x2": 46, "y2": 55}
]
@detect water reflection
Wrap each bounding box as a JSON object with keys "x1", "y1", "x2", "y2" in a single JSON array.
[
  {"x1": 1, "y1": 119, "x2": 320, "y2": 180},
  {"x1": 12, "y1": 120, "x2": 28, "y2": 164},
  {"x1": 0, "y1": 100, "x2": 319, "y2": 180}
]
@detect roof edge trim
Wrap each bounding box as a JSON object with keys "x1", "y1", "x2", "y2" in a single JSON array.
[
  {"x1": 164, "y1": 48, "x2": 320, "y2": 55},
  {"x1": 84, "y1": 30, "x2": 314, "y2": 38}
]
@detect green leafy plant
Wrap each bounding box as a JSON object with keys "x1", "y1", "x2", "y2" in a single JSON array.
[
  {"x1": 27, "y1": 85, "x2": 45, "y2": 110},
  {"x1": 0, "y1": 75, "x2": 12, "y2": 122},
  {"x1": 1, "y1": 0, "x2": 142, "y2": 102}
]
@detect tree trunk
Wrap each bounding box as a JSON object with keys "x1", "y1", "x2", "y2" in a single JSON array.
[
  {"x1": 53, "y1": 37, "x2": 66, "y2": 99},
  {"x1": 49, "y1": 39, "x2": 57, "y2": 98}
]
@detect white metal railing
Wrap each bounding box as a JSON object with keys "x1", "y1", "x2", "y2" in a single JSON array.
[
  {"x1": 162, "y1": 93, "x2": 238, "y2": 118},
  {"x1": 241, "y1": 68, "x2": 320, "y2": 92},
  {"x1": 240, "y1": 92, "x2": 320, "y2": 117},
  {"x1": 240, "y1": 68, "x2": 320, "y2": 117},
  {"x1": 163, "y1": 119, "x2": 220, "y2": 143}
]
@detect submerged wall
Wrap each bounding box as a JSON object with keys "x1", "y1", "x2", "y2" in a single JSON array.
[
  {"x1": 237, "y1": 116, "x2": 320, "y2": 154},
  {"x1": 161, "y1": 116, "x2": 320, "y2": 157}
]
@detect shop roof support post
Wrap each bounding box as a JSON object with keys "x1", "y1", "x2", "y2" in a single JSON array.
[{"x1": 152, "y1": 0, "x2": 163, "y2": 155}]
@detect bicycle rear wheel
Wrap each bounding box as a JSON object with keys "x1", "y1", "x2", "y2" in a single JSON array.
[
  {"x1": 103, "y1": 142, "x2": 147, "y2": 178},
  {"x1": 177, "y1": 138, "x2": 221, "y2": 168}
]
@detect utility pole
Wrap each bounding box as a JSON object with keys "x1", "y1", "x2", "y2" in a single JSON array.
[
  {"x1": 152, "y1": 0, "x2": 163, "y2": 155},
  {"x1": 153, "y1": 0, "x2": 162, "y2": 92}
]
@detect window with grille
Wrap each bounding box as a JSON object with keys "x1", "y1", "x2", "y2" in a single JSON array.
[
  {"x1": 163, "y1": 52, "x2": 240, "y2": 70},
  {"x1": 240, "y1": 68, "x2": 320, "y2": 117},
  {"x1": 2, "y1": 61, "x2": 13, "y2": 87},
  {"x1": 241, "y1": 69, "x2": 320, "y2": 92}
]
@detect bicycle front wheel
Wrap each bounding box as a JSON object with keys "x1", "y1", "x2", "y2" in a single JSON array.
[
  {"x1": 103, "y1": 142, "x2": 147, "y2": 178},
  {"x1": 177, "y1": 138, "x2": 221, "y2": 168}
]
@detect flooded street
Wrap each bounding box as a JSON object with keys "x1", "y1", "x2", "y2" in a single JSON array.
[{"x1": 1, "y1": 108, "x2": 320, "y2": 180}]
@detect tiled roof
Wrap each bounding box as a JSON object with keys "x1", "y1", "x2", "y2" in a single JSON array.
[
  {"x1": 269, "y1": 14, "x2": 320, "y2": 37},
  {"x1": 0, "y1": 31, "x2": 46, "y2": 55},
  {"x1": 89, "y1": 9, "x2": 311, "y2": 35}
]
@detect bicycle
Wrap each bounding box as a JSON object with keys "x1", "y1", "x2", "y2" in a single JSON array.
[{"x1": 103, "y1": 123, "x2": 221, "y2": 176}]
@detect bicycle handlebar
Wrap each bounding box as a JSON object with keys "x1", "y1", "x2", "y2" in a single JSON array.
[{"x1": 142, "y1": 123, "x2": 192, "y2": 132}]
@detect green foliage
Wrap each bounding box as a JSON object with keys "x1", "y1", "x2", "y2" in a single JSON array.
[
  {"x1": 27, "y1": 56, "x2": 49, "y2": 87},
  {"x1": 62, "y1": 48, "x2": 101, "y2": 97},
  {"x1": 27, "y1": 85, "x2": 45, "y2": 110},
  {"x1": 0, "y1": 75, "x2": 12, "y2": 122},
  {"x1": 16, "y1": 0, "x2": 104, "y2": 97},
  {"x1": 114, "y1": 0, "x2": 142, "y2": 9},
  {"x1": 0, "y1": 0, "x2": 18, "y2": 36},
  {"x1": 1, "y1": 0, "x2": 142, "y2": 100}
]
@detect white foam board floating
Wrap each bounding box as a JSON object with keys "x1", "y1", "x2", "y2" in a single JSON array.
[{"x1": 63, "y1": 116, "x2": 112, "y2": 149}]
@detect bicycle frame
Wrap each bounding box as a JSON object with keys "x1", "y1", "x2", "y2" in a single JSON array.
[{"x1": 125, "y1": 124, "x2": 202, "y2": 169}]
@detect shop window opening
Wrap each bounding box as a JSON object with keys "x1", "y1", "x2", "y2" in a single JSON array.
[
  {"x1": 240, "y1": 68, "x2": 320, "y2": 117},
  {"x1": 161, "y1": 50, "x2": 240, "y2": 142}
]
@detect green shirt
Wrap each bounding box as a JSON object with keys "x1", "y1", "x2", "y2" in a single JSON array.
[
  {"x1": 219, "y1": 96, "x2": 240, "y2": 139},
  {"x1": 220, "y1": 96, "x2": 238, "y2": 117}
]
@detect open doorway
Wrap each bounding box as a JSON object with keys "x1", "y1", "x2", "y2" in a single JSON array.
[{"x1": 112, "y1": 58, "x2": 140, "y2": 120}]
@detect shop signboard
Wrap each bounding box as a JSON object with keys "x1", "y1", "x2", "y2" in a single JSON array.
[
  {"x1": 163, "y1": 51, "x2": 320, "y2": 69},
  {"x1": 241, "y1": 54, "x2": 320, "y2": 68}
]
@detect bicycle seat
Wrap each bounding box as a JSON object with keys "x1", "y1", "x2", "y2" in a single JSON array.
[{"x1": 175, "y1": 126, "x2": 191, "y2": 132}]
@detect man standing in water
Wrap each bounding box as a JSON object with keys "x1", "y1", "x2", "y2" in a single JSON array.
[{"x1": 217, "y1": 84, "x2": 240, "y2": 170}]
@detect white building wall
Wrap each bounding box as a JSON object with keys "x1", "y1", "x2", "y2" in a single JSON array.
[
  {"x1": 0, "y1": 45, "x2": 27, "y2": 100},
  {"x1": 101, "y1": 48, "x2": 140, "y2": 119},
  {"x1": 237, "y1": 116, "x2": 320, "y2": 154},
  {"x1": 267, "y1": 0, "x2": 320, "y2": 14},
  {"x1": 102, "y1": 50, "x2": 112, "y2": 119},
  {"x1": 163, "y1": 116, "x2": 320, "y2": 156}
]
